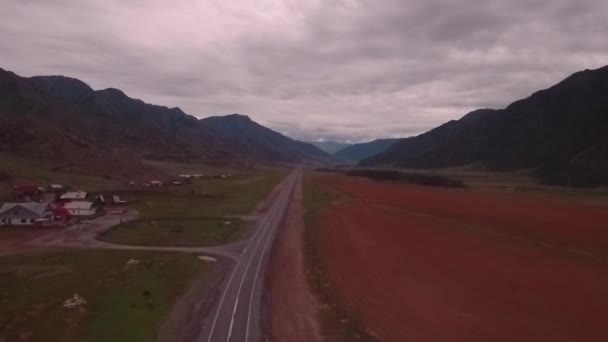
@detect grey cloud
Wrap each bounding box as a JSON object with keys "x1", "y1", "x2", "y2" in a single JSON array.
[{"x1": 1, "y1": 0, "x2": 607, "y2": 142}]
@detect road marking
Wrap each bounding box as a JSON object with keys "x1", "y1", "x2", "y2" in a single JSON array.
[
  {"x1": 225, "y1": 195, "x2": 282, "y2": 342},
  {"x1": 245, "y1": 172, "x2": 298, "y2": 341},
  {"x1": 206, "y1": 196, "x2": 281, "y2": 341},
  {"x1": 205, "y1": 171, "x2": 297, "y2": 342},
  {"x1": 227, "y1": 298, "x2": 237, "y2": 339},
  {"x1": 206, "y1": 258, "x2": 241, "y2": 342}
]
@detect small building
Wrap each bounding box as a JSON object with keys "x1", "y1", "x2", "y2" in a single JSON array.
[
  {"x1": 0, "y1": 202, "x2": 52, "y2": 226},
  {"x1": 149, "y1": 180, "x2": 163, "y2": 187},
  {"x1": 49, "y1": 184, "x2": 64, "y2": 192},
  {"x1": 64, "y1": 201, "x2": 97, "y2": 217},
  {"x1": 60, "y1": 191, "x2": 88, "y2": 201}
]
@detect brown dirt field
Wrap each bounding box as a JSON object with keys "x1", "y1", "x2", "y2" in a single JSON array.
[
  {"x1": 318, "y1": 174, "x2": 608, "y2": 342},
  {"x1": 266, "y1": 176, "x2": 323, "y2": 342}
]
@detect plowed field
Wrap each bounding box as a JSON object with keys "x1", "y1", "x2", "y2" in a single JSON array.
[{"x1": 317, "y1": 175, "x2": 608, "y2": 342}]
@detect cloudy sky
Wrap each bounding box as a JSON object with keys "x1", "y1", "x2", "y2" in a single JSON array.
[{"x1": 1, "y1": 0, "x2": 607, "y2": 142}]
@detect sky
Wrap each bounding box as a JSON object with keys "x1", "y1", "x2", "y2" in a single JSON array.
[{"x1": 1, "y1": 0, "x2": 607, "y2": 142}]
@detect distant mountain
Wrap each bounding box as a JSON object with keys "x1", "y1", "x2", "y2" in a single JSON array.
[
  {"x1": 200, "y1": 114, "x2": 331, "y2": 163},
  {"x1": 0, "y1": 68, "x2": 331, "y2": 179},
  {"x1": 361, "y1": 66, "x2": 608, "y2": 187},
  {"x1": 335, "y1": 139, "x2": 399, "y2": 162},
  {"x1": 309, "y1": 141, "x2": 352, "y2": 154}
]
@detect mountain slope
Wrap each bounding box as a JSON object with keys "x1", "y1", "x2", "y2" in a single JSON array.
[
  {"x1": 310, "y1": 141, "x2": 352, "y2": 154},
  {"x1": 335, "y1": 138, "x2": 399, "y2": 162},
  {"x1": 361, "y1": 66, "x2": 608, "y2": 187},
  {"x1": 200, "y1": 114, "x2": 331, "y2": 163},
  {"x1": 0, "y1": 68, "x2": 331, "y2": 176}
]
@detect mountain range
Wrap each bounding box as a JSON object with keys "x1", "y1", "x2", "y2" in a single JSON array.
[
  {"x1": 335, "y1": 139, "x2": 399, "y2": 162},
  {"x1": 0, "y1": 68, "x2": 330, "y2": 179},
  {"x1": 361, "y1": 66, "x2": 608, "y2": 187},
  {"x1": 309, "y1": 141, "x2": 352, "y2": 154}
]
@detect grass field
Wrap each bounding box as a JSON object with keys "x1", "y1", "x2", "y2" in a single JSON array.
[
  {"x1": 100, "y1": 218, "x2": 244, "y2": 247},
  {"x1": 0, "y1": 250, "x2": 204, "y2": 342},
  {"x1": 101, "y1": 167, "x2": 285, "y2": 246},
  {"x1": 396, "y1": 166, "x2": 608, "y2": 205}
]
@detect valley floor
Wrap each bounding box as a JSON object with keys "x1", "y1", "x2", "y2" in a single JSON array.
[
  {"x1": 307, "y1": 172, "x2": 608, "y2": 342},
  {"x1": 0, "y1": 162, "x2": 286, "y2": 341}
]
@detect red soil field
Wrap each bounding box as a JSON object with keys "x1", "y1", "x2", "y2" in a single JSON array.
[{"x1": 317, "y1": 175, "x2": 608, "y2": 342}]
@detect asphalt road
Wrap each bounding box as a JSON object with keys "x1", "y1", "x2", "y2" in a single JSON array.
[{"x1": 200, "y1": 169, "x2": 300, "y2": 342}]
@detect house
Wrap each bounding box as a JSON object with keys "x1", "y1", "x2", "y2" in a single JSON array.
[
  {"x1": 49, "y1": 184, "x2": 64, "y2": 192},
  {"x1": 60, "y1": 191, "x2": 88, "y2": 201},
  {"x1": 0, "y1": 202, "x2": 52, "y2": 226},
  {"x1": 64, "y1": 201, "x2": 97, "y2": 217}
]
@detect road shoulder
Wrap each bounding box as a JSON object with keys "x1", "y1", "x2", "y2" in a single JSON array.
[{"x1": 264, "y1": 173, "x2": 323, "y2": 342}]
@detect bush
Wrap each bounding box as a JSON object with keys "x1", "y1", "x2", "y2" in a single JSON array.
[{"x1": 347, "y1": 169, "x2": 466, "y2": 188}]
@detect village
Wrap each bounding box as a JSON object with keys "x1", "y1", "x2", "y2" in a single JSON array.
[{"x1": 0, "y1": 173, "x2": 232, "y2": 229}]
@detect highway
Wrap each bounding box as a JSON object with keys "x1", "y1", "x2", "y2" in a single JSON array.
[{"x1": 200, "y1": 169, "x2": 300, "y2": 342}]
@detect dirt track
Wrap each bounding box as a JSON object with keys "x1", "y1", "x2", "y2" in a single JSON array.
[
  {"x1": 318, "y1": 174, "x2": 608, "y2": 342},
  {"x1": 266, "y1": 175, "x2": 323, "y2": 342}
]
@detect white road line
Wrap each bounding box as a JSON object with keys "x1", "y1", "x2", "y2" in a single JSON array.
[
  {"x1": 206, "y1": 258, "x2": 241, "y2": 342},
  {"x1": 206, "y1": 171, "x2": 296, "y2": 342},
  {"x1": 245, "y1": 172, "x2": 297, "y2": 341},
  {"x1": 225, "y1": 186, "x2": 285, "y2": 342},
  {"x1": 207, "y1": 189, "x2": 279, "y2": 342}
]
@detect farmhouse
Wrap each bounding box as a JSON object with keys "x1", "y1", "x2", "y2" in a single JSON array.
[
  {"x1": 0, "y1": 202, "x2": 52, "y2": 226},
  {"x1": 60, "y1": 191, "x2": 88, "y2": 201},
  {"x1": 64, "y1": 201, "x2": 97, "y2": 217}
]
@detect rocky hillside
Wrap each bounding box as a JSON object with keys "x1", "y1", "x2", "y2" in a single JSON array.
[
  {"x1": 335, "y1": 138, "x2": 399, "y2": 162},
  {"x1": 362, "y1": 66, "x2": 608, "y2": 187},
  {"x1": 199, "y1": 114, "x2": 331, "y2": 163},
  {"x1": 0, "y1": 68, "x2": 330, "y2": 179}
]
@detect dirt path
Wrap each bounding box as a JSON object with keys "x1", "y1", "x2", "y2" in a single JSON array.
[{"x1": 265, "y1": 175, "x2": 323, "y2": 342}]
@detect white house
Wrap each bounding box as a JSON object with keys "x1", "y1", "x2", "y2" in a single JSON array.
[
  {"x1": 64, "y1": 201, "x2": 97, "y2": 217},
  {"x1": 61, "y1": 191, "x2": 88, "y2": 201},
  {"x1": 0, "y1": 202, "x2": 52, "y2": 226}
]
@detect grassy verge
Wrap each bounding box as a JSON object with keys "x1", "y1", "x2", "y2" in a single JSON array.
[
  {"x1": 102, "y1": 168, "x2": 284, "y2": 247},
  {"x1": 0, "y1": 250, "x2": 204, "y2": 342},
  {"x1": 99, "y1": 218, "x2": 244, "y2": 247},
  {"x1": 302, "y1": 173, "x2": 378, "y2": 341}
]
